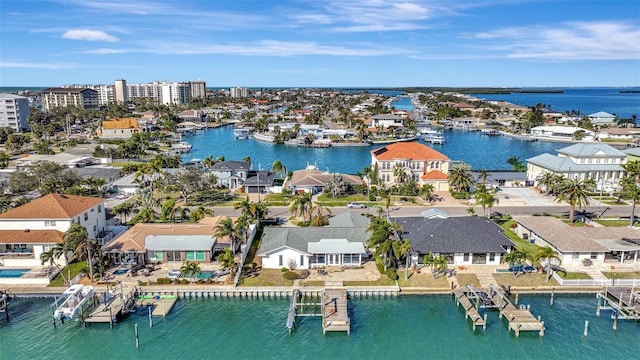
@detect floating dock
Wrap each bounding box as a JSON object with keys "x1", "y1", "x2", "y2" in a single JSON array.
[
  {"x1": 136, "y1": 295, "x2": 178, "y2": 317},
  {"x1": 453, "y1": 284, "x2": 544, "y2": 336},
  {"x1": 596, "y1": 286, "x2": 640, "y2": 326}
]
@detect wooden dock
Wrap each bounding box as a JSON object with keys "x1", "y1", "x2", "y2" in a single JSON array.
[
  {"x1": 453, "y1": 285, "x2": 544, "y2": 336},
  {"x1": 596, "y1": 286, "x2": 640, "y2": 325},
  {"x1": 0, "y1": 291, "x2": 9, "y2": 321},
  {"x1": 323, "y1": 289, "x2": 350, "y2": 334},
  {"x1": 136, "y1": 296, "x2": 178, "y2": 317},
  {"x1": 83, "y1": 284, "x2": 137, "y2": 325}
]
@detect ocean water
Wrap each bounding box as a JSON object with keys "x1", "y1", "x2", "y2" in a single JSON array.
[
  {"x1": 1, "y1": 295, "x2": 638, "y2": 359},
  {"x1": 182, "y1": 126, "x2": 566, "y2": 173},
  {"x1": 471, "y1": 88, "x2": 640, "y2": 119}
]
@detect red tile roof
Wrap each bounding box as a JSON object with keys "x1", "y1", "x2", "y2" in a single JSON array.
[
  {"x1": 0, "y1": 194, "x2": 104, "y2": 220},
  {"x1": 422, "y1": 170, "x2": 449, "y2": 180},
  {"x1": 371, "y1": 142, "x2": 449, "y2": 161},
  {"x1": 0, "y1": 230, "x2": 65, "y2": 244}
]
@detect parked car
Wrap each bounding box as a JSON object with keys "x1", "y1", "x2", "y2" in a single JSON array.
[{"x1": 347, "y1": 202, "x2": 367, "y2": 209}]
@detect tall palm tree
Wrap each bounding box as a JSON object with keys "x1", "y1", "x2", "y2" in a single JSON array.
[
  {"x1": 392, "y1": 163, "x2": 407, "y2": 184},
  {"x1": 215, "y1": 217, "x2": 237, "y2": 252},
  {"x1": 366, "y1": 215, "x2": 400, "y2": 271},
  {"x1": 216, "y1": 248, "x2": 236, "y2": 281},
  {"x1": 534, "y1": 246, "x2": 561, "y2": 282},
  {"x1": 555, "y1": 178, "x2": 592, "y2": 223},
  {"x1": 477, "y1": 169, "x2": 492, "y2": 185},
  {"x1": 433, "y1": 255, "x2": 449, "y2": 278},
  {"x1": 536, "y1": 171, "x2": 556, "y2": 195},
  {"x1": 40, "y1": 245, "x2": 68, "y2": 284},
  {"x1": 309, "y1": 202, "x2": 331, "y2": 226},
  {"x1": 289, "y1": 192, "x2": 313, "y2": 222},
  {"x1": 202, "y1": 154, "x2": 216, "y2": 170},
  {"x1": 271, "y1": 159, "x2": 287, "y2": 179},
  {"x1": 448, "y1": 162, "x2": 473, "y2": 193},
  {"x1": 473, "y1": 184, "x2": 500, "y2": 218},
  {"x1": 189, "y1": 206, "x2": 214, "y2": 222},
  {"x1": 64, "y1": 223, "x2": 95, "y2": 280},
  {"x1": 112, "y1": 201, "x2": 135, "y2": 224},
  {"x1": 506, "y1": 156, "x2": 526, "y2": 172},
  {"x1": 620, "y1": 176, "x2": 640, "y2": 226},
  {"x1": 180, "y1": 261, "x2": 202, "y2": 283},
  {"x1": 420, "y1": 183, "x2": 435, "y2": 202},
  {"x1": 392, "y1": 239, "x2": 412, "y2": 280}
]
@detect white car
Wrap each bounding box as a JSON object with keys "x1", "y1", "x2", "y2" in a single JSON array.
[{"x1": 347, "y1": 202, "x2": 367, "y2": 209}]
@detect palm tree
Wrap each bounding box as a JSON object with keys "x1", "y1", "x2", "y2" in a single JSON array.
[
  {"x1": 309, "y1": 202, "x2": 331, "y2": 226},
  {"x1": 620, "y1": 176, "x2": 640, "y2": 226},
  {"x1": 215, "y1": 217, "x2": 237, "y2": 253},
  {"x1": 536, "y1": 171, "x2": 556, "y2": 195},
  {"x1": 419, "y1": 183, "x2": 435, "y2": 203},
  {"x1": 216, "y1": 248, "x2": 236, "y2": 282},
  {"x1": 271, "y1": 159, "x2": 287, "y2": 179},
  {"x1": 473, "y1": 184, "x2": 499, "y2": 218},
  {"x1": 392, "y1": 239, "x2": 412, "y2": 280},
  {"x1": 234, "y1": 196, "x2": 252, "y2": 217},
  {"x1": 366, "y1": 215, "x2": 400, "y2": 271},
  {"x1": 555, "y1": 178, "x2": 592, "y2": 223},
  {"x1": 422, "y1": 252, "x2": 436, "y2": 274},
  {"x1": 392, "y1": 163, "x2": 407, "y2": 184},
  {"x1": 64, "y1": 223, "x2": 95, "y2": 280},
  {"x1": 448, "y1": 162, "x2": 473, "y2": 193},
  {"x1": 433, "y1": 256, "x2": 448, "y2": 278},
  {"x1": 40, "y1": 245, "x2": 68, "y2": 284},
  {"x1": 289, "y1": 192, "x2": 313, "y2": 222},
  {"x1": 112, "y1": 201, "x2": 135, "y2": 224},
  {"x1": 189, "y1": 206, "x2": 214, "y2": 222},
  {"x1": 180, "y1": 261, "x2": 202, "y2": 283},
  {"x1": 534, "y1": 246, "x2": 561, "y2": 282},
  {"x1": 477, "y1": 169, "x2": 492, "y2": 185},
  {"x1": 83, "y1": 176, "x2": 106, "y2": 196},
  {"x1": 325, "y1": 173, "x2": 346, "y2": 198},
  {"x1": 506, "y1": 156, "x2": 526, "y2": 172},
  {"x1": 202, "y1": 154, "x2": 216, "y2": 170}
]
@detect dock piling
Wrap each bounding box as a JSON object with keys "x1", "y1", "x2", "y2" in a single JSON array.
[
  {"x1": 134, "y1": 323, "x2": 139, "y2": 348},
  {"x1": 584, "y1": 320, "x2": 589, "y2": 336},
  {"x1": 148, "y1": 306, "x2": 153, "y2": 327},
  {"x1": 550, "y1": 291, "x2": 554, "y2": 306}
]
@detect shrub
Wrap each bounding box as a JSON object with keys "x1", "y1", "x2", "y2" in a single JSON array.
[
  {"x1": 283, "y1": 271, "x2": 299, "y2": 280},
  {"x1": 181, "y1": 278, "x2": 189, "y2": 284},
  {"x1": 386, "y1": 268, "x2": 399, "y2": 281},
  {"x1": 299, "y1": 269, "x2": 310, "y2": 279},
  {"x1": 281, "y1": 267, "x2": 289, "y2": 273},
  {"x1": 375, "y1": 258, "x2": 385, "y2": 274},
  {"x1": 206, "y1": 278, "x2": 212, "y2": 284}
]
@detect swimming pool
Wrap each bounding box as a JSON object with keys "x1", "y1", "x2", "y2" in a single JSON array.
[
  {"x1": 113, "y1": 268, "x2": 129, "y2": 275},
  {"x1": 0, "y1": 269, "x2": 29, "y2": 278}
]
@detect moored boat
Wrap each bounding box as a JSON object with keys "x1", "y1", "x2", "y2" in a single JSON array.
[{"x1": 53, "y1": 285, "x2": 94, "y2": 320}]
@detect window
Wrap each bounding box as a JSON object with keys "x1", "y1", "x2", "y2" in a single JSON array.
[
  {"x1": 300, "y1": 255, "x2": 304, "y2": 267},
  {"x1": 44, "y1": 220, "x2": 56, "y2": 227},
  {"x1": 185, "y1": 251, "x2": 205, "y2": 261},
  {"x1": 463, "y1": 253, "x2": 470, "y2": 262},
  {"x1": 98, "y1": 205, "x2": 102, "y2": 213},
  {"x1": 572, "y1": 253, "x2": 580, "y2": 260},
  {"x1": 590, "y1": 252, "x2": 598, "y2": 260},
  {"x1": 93, "y1": 225, "x2": 97, "y2": 233},
  {"x1": 279, "y1": 255, "x2": 283, "y2": 267},
  {"x1": 489, "y1": 253, "x2": 496, "y2": 262},
  {"x1": 84, "y1": 212, "x2": 88, "y2": 221}
]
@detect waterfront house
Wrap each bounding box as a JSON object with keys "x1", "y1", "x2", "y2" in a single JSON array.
[
  {"x1": 530, "y1": 125, "x2": 594, "y2": 141},
  {"x1": 370, "y1": 114, "x2": 405, "y2": 128},
  {"x1": 527, "y1": 143, "x2": 626, "y2": 191},
  {"x1": 513, "y1": 216, "x2": 640, "y2": 265},
  {"x1": 597, "y1": 127, "x2": 640, "y2": 142},
  {"x1": 471, "y1": 170, "x2": 529, "y2": 188},
  {"x1": 394, "y1": 216, "x2": 513, "y2": 266},
  {"x1": 371, "y1": 142, "x2": 450, "y2": 191},
  {"x1": 287, "y1": 165, "x2": 364, "y2": 195},
  {"x1": 0, "y1": 194, "x2": 107, "y2": 267},
  {"x1": 99, "y1": 118, "x2": 146, "y2": 139},
  {"x1": 623, "y1": 147, "x2": 640, "y2": 162},
  {"x1": 103, "y1": 216, "x2": 256, "y2": 266},
  {"x1": 243, "y1": 171, "x2": 275, "y2": 194},
  {"x1": 209, "y1": 161, "x2": 251, "y2": 189},
  {"x1": 587, "y1": 111, "x2": 616, "y2": 126},
  {"x1": 257, "y1": 212, "x2": 369, "y2": 269}
]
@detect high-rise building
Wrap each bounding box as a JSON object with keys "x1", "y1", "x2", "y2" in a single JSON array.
[
  {"x1": 41, "y1": 88, "x2": 99, "y2": 111},
  {"x1": 230, "y1": 86, "x2": 249, "y2": 98},
  {"x1": 190, "y1": 80, "x2": 206, "y2": 98},
  {"x1": 114, "y1": 79, "x2": 128, "y2": 103},
  {"x1": 0, "y1": 93, "x2": 31, "y2": 132}
]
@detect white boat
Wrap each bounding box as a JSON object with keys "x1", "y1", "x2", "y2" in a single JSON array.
[
  {"x1": 170, "y1": 141, "x2": 193, "y2": 153},
  {"x1": 54, "y1": 285, "x2": 94, "y2": 320},
  {"x1": 233, "y1": 128, "x2": 252, "y2": 139},
  {"x1": 519, "y1": 134, "x2": 538, "y2": 142}
]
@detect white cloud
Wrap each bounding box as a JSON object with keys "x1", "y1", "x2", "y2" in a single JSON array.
[
  {"x1": 470, "y1": 21, "x2": 640, "y2": 60},
  {"x1": 62, "y1": 29, "x2": 119, "y2": 42},
  {"x1": 0, "y1": 61, "x2": 75, "y2": 69}
]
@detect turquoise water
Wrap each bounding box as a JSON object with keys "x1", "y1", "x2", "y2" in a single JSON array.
[
  {"x1": 183, "y1": 127, "x2": 566, "y2": 173},
  {"x1": 0, "y1": 269, "x2": 28, "y2": 278},
  {"x1": 1, "y1": 295, "x2": 638, "y2": 359}
]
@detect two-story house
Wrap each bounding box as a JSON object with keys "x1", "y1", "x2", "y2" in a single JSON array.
[
  {"x1": 371, "y1": 142, "x2": 450, "y2": 191},
  {"x1": 0, "y1": 193, "x2": 106, "y2": 267},
  {"x1": 99, "y1": 118, "x2": 144, "y2": 139},
  {"x1": 370, "y1": 114, "x2": 404, "y2": 128},
  {"x1": 527, "y1": 143, "x2": 626, "y2": 191},
  {"x1": 209, "y1": 161, "x2": 252, "y2": 189}
]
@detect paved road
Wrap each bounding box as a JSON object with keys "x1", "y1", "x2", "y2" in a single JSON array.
[{"x1": 211, "y1": 204, "x2": 633, "y2": 219}]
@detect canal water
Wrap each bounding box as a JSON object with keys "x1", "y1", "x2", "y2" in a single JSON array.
[
  {"x1": 1, "y1": 295, "x2": 638, "y2": 359},
  {"x1": 183, "y1": 126, "x2": 566, "y2": 174}
]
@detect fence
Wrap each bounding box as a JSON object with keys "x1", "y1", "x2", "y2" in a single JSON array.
[
  {"x1": 233, "y1": 224, "x2": 258, "y2": 287},
  {"x1": 551, "y1": 271, "x2": 640, "y2": 287}
]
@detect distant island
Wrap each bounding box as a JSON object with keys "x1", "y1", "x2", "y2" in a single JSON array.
[{"x1": 388, "y1": 87, "x2": 564, "y2": 95}]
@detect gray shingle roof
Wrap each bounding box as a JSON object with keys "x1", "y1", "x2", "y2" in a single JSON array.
[
  {"x1": 395, "y1": 216, "x2": 512, "y2": 254},
  {"x1": 257, "y1": 226, "x2": 369, "y2": 255},
  {"x1": 558, "y1": 143, "x2": 626, "y2": 157},
  {"x1": 328, "y1": 212, "x2": 371, "y2": 228},
  {"x1": 210, "y1": 161, "x2": 251, "y2": 171}
]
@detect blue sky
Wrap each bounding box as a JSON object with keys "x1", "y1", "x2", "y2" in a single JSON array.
[{"x1": 1, "y1": 0, "x2": 639, "y2": 87}]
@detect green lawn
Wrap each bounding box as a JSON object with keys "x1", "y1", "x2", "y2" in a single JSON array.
[
  {"x1": 500, "y1": 220, "x2": 541, "y2": 255},
  {"x1": 594, "y1": 219, "x2": 635, "y2": 227},
  {"x1": 455, "y1": 274, "x2": 481, "y2": 288},
  {"x1": 344, "y1": 277, "x2": 396, "y2": 286},
  {"x1": 397, "y1": 269, "x2": 450, "y2": 288},
  {"x1": 493, "y1": 273, "x2": 559, "y2": 287},
  {"x1": 602, "y1": 271, "x2": 640, "y2": 279},
  {"x1": 557, "y1": 272, "x2": 592, "y2": 280},
  {"x1": 48, "y1": 262, "x2": 89, "y2": 287},
  {"x1": 241, "y1": 269, "x2": 294, "y2": 286}
]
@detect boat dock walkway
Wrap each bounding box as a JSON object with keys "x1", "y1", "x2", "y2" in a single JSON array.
[
  {"x1": 136, "y1": 296, "x2": 178, "y2": 317},
  {"x1": 323, "y1": 288, "x2": 350, "y2": 334},
  {"x1": 84, "y1": 284, "x2": 137, "y2": 325},
  {"x1": 453, "y1": 285, "x2": 544, "y2": 336},
  {"x1": 286, "y1": 281, "x2": 351, "y2": 335},
  {"x1": 596, "y1": 286, "x2": 640, "y2": 324}
]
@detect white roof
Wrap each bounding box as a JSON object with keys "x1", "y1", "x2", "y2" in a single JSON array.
[
  {"x1": 307, "y1": 239, "x2": 366, "y2": 254},
  {"x1": 145, "y1": 235, "x2": 216, "y2": 251}
]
